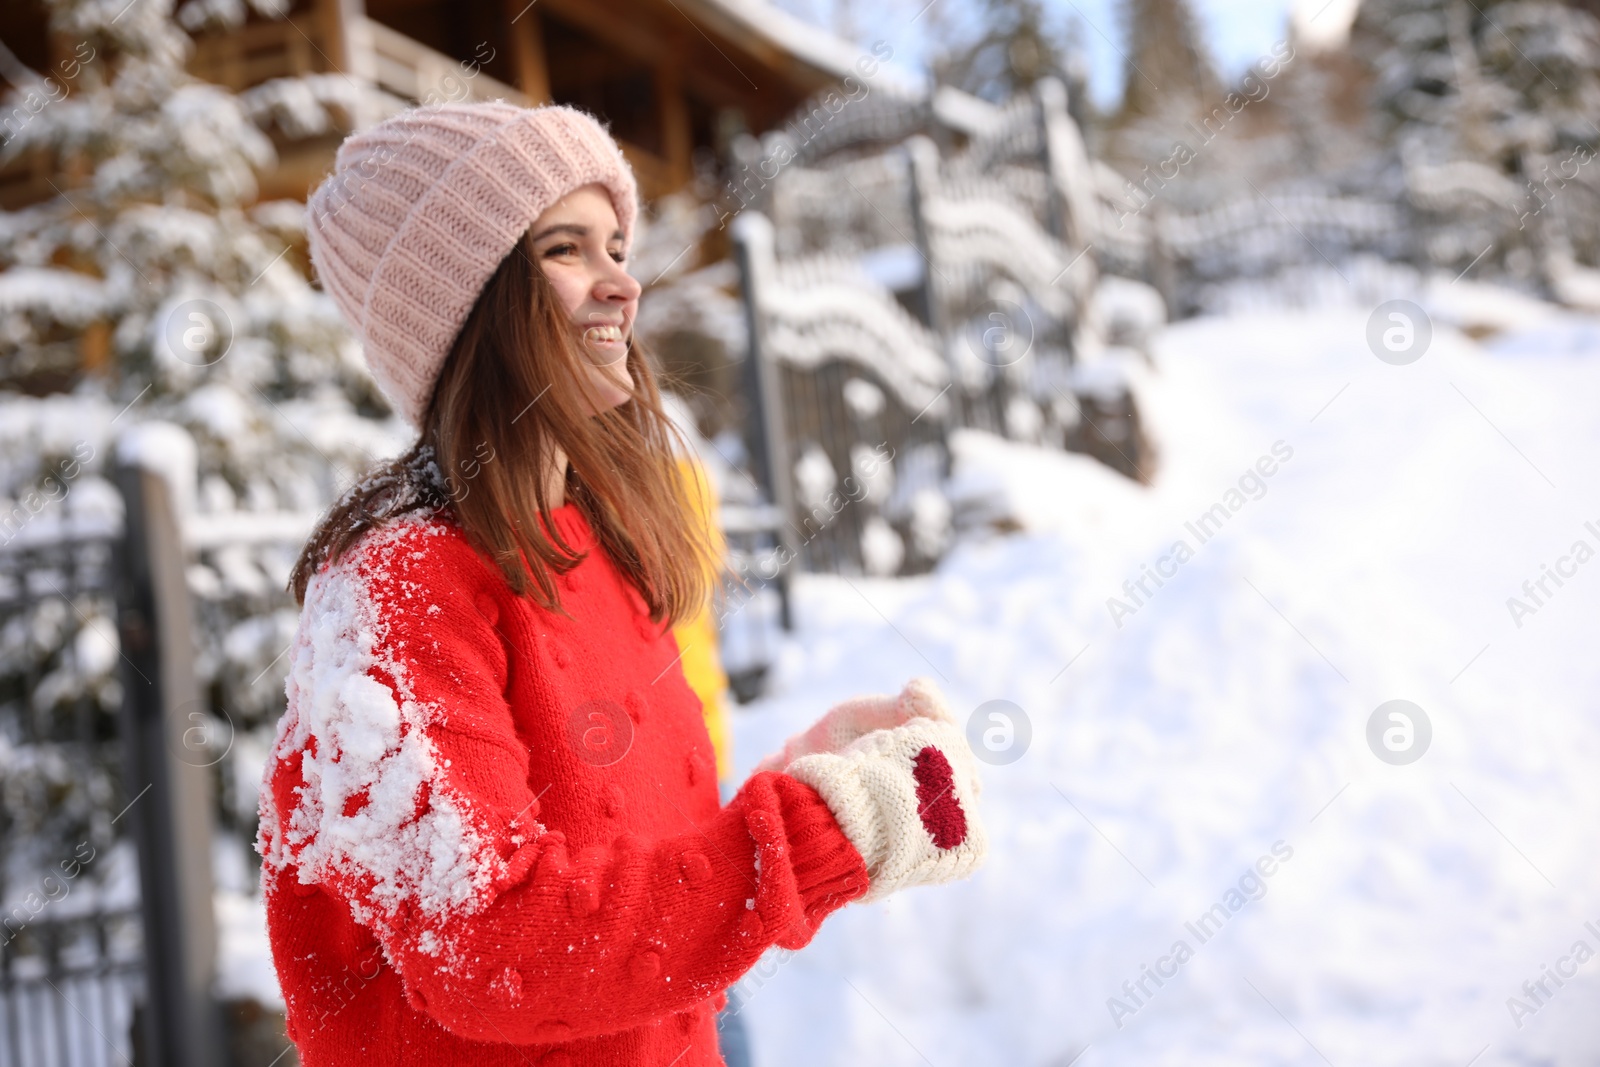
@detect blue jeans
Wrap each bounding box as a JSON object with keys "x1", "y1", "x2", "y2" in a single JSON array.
[
  {"x1": 714, "y1": 780, "x2": 754, "y2": 1067},
  {"x1": 715, "y1": 999, "x2": 752, "y2": 1067}
]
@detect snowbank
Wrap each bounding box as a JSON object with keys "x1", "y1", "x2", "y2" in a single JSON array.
[{"x1": 731, "y1": 296, "x2": 1600, "y2": 1065}]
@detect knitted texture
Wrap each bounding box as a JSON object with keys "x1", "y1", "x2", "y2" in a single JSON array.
[
  {"x1": 784, "y1": 713, "x2": 988, "y2": 904},
  {"x1": 752, "y1": 676, "x2": 958, "y2": 776},
  {"x1": 304, "y1": 102, "x2": 639, "y2": 428},
  {"x1": 258, "y1": 503, "x2": 869, "y2": 1065}
]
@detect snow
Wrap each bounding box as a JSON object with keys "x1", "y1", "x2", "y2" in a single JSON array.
[
  {"x1": 943, "y1": 426, "x2": 1148, "y2": 542},
  {"x1": 1092, "y1": 275, "x2": 1167, "y2": 351},
  {"x1": 259, "y1": 516, "x2": 504, "y2": 939},
  {"x1": 729, "y1": 293, "x2": 1600, "y2": 1065},
  {"x1": 115, "y1": 419, "x2": 199, "y2": 520},
  {"x1": 0, "y1": 267, "x2": 109, "y2": 322},
  {"x1": 238, "y1": 73, "x2": 407, "y2": 139},
  {"x1": 930, "y1": 86, "x2": 1004, "y2": 139},
  {"x1": 180, "y1": 381, "x2": 255, "y2": 441},
  {"x1": 691, "y1": 0, "x2": 924, "y2": 98}
]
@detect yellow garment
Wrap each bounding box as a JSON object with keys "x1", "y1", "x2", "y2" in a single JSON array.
[{"x1": 670, "y1": 454, "x2": 734, "y2": 783}]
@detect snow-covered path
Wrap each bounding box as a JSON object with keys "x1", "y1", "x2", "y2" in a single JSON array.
[{"x1": 731, "y1": 296, "x2": 1600, "y2": 1066}]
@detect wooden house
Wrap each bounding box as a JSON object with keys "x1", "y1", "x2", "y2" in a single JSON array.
[{"x1": 0, "y1": 0, "x2": 887, "y2": 207}]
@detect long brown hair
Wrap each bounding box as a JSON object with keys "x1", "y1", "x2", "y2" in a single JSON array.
[{"x1": 288, "y1": 229, "x2": 721, "y2": 628}]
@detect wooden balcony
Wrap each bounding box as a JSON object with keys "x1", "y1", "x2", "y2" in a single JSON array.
[
  {"x1": 5, "y1": 7, "x2": 686, "y2": 207},
  {"x1": 3, "y1": 0, "x2": 850, "y2": 209},
  {"x1": 185, "y1": 14, "x2": 328, "y2": 89},
  {"x1": 355, "y1": 17, "x2": 528, "y2": 108}
]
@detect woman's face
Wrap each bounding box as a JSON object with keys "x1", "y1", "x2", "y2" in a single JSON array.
[{"x1": 529, "y1": 183, "x2": 641, "y2": 413}]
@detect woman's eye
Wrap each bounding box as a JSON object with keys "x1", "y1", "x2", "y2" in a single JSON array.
[
  {"x1": 543, "y1": 243, "x2": 577, "y2": 258},
  {"x1": 610, "y1": 250, "x2": 626, "y2": 263}
]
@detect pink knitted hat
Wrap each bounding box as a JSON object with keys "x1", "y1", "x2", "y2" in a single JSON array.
[{"x1": 305, "y1": 102, "x2": 640, "y2": 428}]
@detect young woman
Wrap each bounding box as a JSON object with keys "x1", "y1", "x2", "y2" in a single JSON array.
[{"x1": 260, "y1": 101, "x2": 988, "y2": 1066}]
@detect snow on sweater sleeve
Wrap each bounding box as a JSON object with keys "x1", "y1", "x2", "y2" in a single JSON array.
[{"x1": 258, "y1": 516, "x2": 869, "y2": 1046}]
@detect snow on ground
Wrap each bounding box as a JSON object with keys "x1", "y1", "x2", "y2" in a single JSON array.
[{"x1": 730, "y1": 293, "x2": 1600, "y2": 1066}]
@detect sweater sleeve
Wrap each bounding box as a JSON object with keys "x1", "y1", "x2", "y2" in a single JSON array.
[{"x1": 260, "y1": 517, "x2": 869, "y2": 1046}]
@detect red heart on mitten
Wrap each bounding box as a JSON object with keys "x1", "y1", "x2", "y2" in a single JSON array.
[{"x1": 912, "y1": 746, "x2": 968, "y2": 849}]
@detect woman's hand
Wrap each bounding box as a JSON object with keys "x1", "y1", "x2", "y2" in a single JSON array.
[
  {"x1": 752, "y1": 676, "x2": 960, "y2": 776},
  {"x1": 781, "y1": 710, "x2": 988, "y2": 903}
]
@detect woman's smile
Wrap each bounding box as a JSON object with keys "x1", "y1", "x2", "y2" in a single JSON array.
[{"x1": 582, "y1": 322, "x2": 627, "y2": 358}]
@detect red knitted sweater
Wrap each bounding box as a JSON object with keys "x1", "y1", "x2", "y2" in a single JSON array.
[{"x1": 257, "y1": 502, "x2": 870, "y2": 1066}]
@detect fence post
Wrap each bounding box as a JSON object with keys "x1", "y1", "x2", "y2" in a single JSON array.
[
  {"x1": 1034, "y1": 77, "x2": 1098, "y2": 255},
  {"x1": 1033, "y1": 83, "x2": 1066, "y2": 243},
  {"x1": 903, "y1": 136, "x2": 946, "y2": 341},
  {"x1": 905, "y1": 135, "x2": 968, "y2": 432},
  {"x1": 1150, "y1": 201, "x2": 1178, "y2": 319},
  {"x1": 1035, "y1": 75, "x2": 1103, "y2": 372},
  {"x1": 731, "y1": 211, "x2": 798, "y2": 630},
  {"x1": 112, "y1": 455, "x2": 221, "y2": 1067}
]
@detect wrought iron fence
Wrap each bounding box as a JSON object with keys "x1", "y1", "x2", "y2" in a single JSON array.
[
  {"x1": 0, "y1": 457, "x2": 232, "y2": 1067},
  {"x1": 0, "y1": 910, "x2": 144, "y2": 1067},
  {"x1": 0, "y1": 489, "x2": 144, "y2": 1067},
  {"x1": 729, "y1": 78, "x2": 1105, "y2": 581}
]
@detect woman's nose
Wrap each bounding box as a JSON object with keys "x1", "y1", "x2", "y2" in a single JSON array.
[{"x1": 596, "y1": 258, "x2": 642, "y2": 303}]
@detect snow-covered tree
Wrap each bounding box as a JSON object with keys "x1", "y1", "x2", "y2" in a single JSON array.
[
  {"x1": 1353, "y1": 0, "x2": 1600, "y2": 284},
  {"x1": 0, "y1": 0, "x2": 404, "y2": 894},
  {"x1": 928, "y1": 0, "x2": 1082, "y2": 106},
  {"x1": 1114, "y1": 0, "x2": 1220, "y2": 123}
]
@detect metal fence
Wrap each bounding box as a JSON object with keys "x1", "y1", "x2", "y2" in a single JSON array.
[
  {"x1": 0, "y1": 910, "x2": 145, "y2": 1067},
  {"x1": 2, "y1": 424, "x2": 789, "y2": 1067},
  {"x1": 0, "y1": 461, "x2": 224, "y2": 1067},
  {"x1": 728, "y1": 79, "x2": 1106, "y2": 581},
  {"x1": 0, "y1": 486, "x2": 144, "y2": 1067}
]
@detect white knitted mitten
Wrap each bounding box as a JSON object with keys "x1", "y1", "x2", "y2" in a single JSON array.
[
  {"x1": 783, "y1": 714, "x2": 988, "y2": 903},
  {"x1": 753, "y1": 677, "x2": 956, "y2": 777}
]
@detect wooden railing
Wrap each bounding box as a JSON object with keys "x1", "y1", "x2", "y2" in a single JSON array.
[
  {"x1": 355, "y1": 17, "x2": 527, "y2": 106},
  {"x1": 188, "y1": 15, "x2": 328, "y2": 89},
  {"x1": 189, "y1": 14, "x2": 527, "y2": 106}
]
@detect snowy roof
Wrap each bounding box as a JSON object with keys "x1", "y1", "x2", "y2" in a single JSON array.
[{"x1": 679, "y1": 0, "x2": 927, "y2": 98}]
